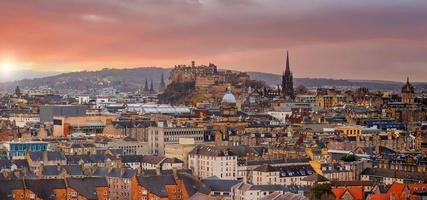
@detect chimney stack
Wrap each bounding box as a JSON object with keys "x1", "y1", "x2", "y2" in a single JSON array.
[{"x1": 155, "y1": 166, "x2": 161, "y2": 176}]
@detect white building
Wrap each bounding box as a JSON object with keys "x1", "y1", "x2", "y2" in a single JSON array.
[
  {"x1": 9, "y1": 113, "x2": 40, "y2": 127},
  {"x1": 231, "y1": 182, "x2": 284, "y2": 200},
  {"x1": 188, "y1": 145, "x2": 238, "y2": 180},
  {"x1": 250, "y1": 164, "x2": 314, "y2": 186}
]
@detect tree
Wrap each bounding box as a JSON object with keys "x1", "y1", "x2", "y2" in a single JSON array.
[
  {"x1": 296, "y1": 85, "x2": 308, "y2": 94},
  {"x1": 309, "y1": 183, "x2": 334, "y2": 200},
  {"x1": 340, "y1": 154, "x2": 357, "y2": 162}
]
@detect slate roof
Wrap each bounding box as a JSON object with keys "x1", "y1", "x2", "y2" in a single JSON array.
[
  {"x1": 260, "y1": 191, "x2": 308, "y2": 200},
  {"x1": 67, "y1": 177, "x2": 108, "y2": 200},
  {"x1": 178, "y1": 172, "x2": 211, "y2": 196},
  {"x1": 254, "y1": 164, "x2": 314, "y2": 177},
  {"x1": 163, "y1": 157, "x2": 184, "y2": 164},
  {"x1": 321, "y1": 163, "x2": 351, "y2": 173},
  {"x1": 283, "y1": 185, "x2": 310, "y2": 195},
  {"x1": 143, "y1": 155, "x2": 167, "y2": 165},
  {"x1": 189, "y1": 145, "x2": 237, "y2": 157},
  {"x1": 108, "y1": 168, "x2": 122, "y2": 177},
  {"x1": 361, "y1": 168, "x2": 427, "y2": 182},
  {"x1": 63, "y1": 165, "x2": 84, "y2": 176},
  {"x1": 241, "y1": 157, "x2": 311, "y2": 166},
  {"x1": 137, "y1": 175, "x2": 177, "y2": 197},
  {"x1": 301, "y1": 173, "x2": 329, "y2": 182},
  {"x1": 66, "y1": 154, "x2": 116, "y2": 164},
  {"x1": 91, "y1": 167, "x2": 136, "y2": 179},
  {"x1": 202, "y1": 178, "x2": 241, "y2": 192},
  {"x1": 29, "y1": 151, "x2": 66, "y2": 162},
  {"x1": 0, "y1": 159, "x2": 29, "y2": 169},
  {"x1": 43, "y1": 166, "x2": 62, "y2": 176},
  {"x1": 121, "y1": 155, "x2": 145, "y2": 163},
  {"x1": 0, "y1": 170, "x2": 37, "y2": 180},
  {"x1": 251, "y1": 184, "x2": 284, "y2": 191},
  {"x1": 92, "y1": 167, "x2": 110, "y2": 177},
  {"x1": 25, "y1": 179, "x2": 66, "y2": 200},
  {"x1": 112, "y1": 120, "x2": 155, "y2": 128},
  {"x1": 0, "y1": 179, "x2": 24, "y2": 200}
]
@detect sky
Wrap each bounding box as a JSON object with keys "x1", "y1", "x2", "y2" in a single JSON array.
[{"x1": 0, "y1": 0, "x2": 426, "y2": 82}]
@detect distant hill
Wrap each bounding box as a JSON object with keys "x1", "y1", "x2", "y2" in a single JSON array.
[
  {"x1": 247, "y1": 72, "x2": 427, "y2": 91},
  {"x1": 0, "y1": 67, "x2": 171, "y2": 94},
  {"x1": 1, "y1": 67, "x2": 425, "y2": 93}
]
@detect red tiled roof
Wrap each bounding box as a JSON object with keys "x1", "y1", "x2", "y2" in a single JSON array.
[
  {"x1": 332, "y1": 188, "x2": 346, "y2": 200},
  {"x1": 368, "y1": 194, "x2": 388, "y2": 200},
  {"x1": 387, "y1": 182, "x2": 405, "y2": 194},
  {"x1": 332, "y1": 187, "x2": 363, "y2": 200},
  {"x1": 407, "y1": 183, "x2": 427, "y2": 193},
  {"x1": 347, "y1": 187, "x2": 363, "y2": 200}
]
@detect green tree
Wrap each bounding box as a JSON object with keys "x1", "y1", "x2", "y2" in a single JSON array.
[
  {"x1": 340, "y1": 154, "x2": 357, "y2": 162},
  {"x1": 309, "y1": 183, "x2": 333, "y2": 200}
]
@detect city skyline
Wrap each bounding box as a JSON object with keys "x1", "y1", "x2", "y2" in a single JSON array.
[{"x1": 1, "y1": 0, "x2": 427, "y2": 81}]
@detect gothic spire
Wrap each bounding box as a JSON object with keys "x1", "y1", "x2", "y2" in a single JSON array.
[
  {"x1": 144, "y1": 79, "x2": 149, "y2": 91},
  {"x1": 150, "y1": 79, "x2": 154, "y2": 92},
  {"x1": 285, "y1": 51, "x2": 290, "y2": 73},
  {"x1": 160, "y1": 72, "x2": 166, "y2": 89}
]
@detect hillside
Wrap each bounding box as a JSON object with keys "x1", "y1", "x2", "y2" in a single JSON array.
[{"x1": 1, "y1": 67, "x2": 425, "y2": 94}]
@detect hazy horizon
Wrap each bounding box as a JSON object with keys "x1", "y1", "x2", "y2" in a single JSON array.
[
  {"x1": 1, "y1": 1, "x2": 427, "y2": 82},
  {"x1": 2, "y1": 66, "x2": 423, "y2": 84}
]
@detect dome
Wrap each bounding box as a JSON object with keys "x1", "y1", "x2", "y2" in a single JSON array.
[{"x1": 222, "y1": 87, "x2": 236, "y2": 104}]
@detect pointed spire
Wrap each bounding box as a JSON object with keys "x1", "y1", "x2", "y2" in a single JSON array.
[
  {"x1": 285, "y1": 51, "x2": 290, "y2": 73},
  {"x1": 160, "y1": 72, "x2": 166, "y2": 89},
  {"x1": 407, "y1": 76, "x2": 410, "y2": 84},
  {"x1": 144, "y1": 79, "x2": 149, "y2": 91},
  {"x1": 150, "y1": 79, "x2": 154, "y2": 92}
]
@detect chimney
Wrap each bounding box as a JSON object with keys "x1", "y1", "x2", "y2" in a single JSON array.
[
  {"x1": 155, "y1": 166, "x2": 161, "y2": 176},
  {"x1": 2, "y1": 170, "x2": 8, "y2": 179},
  {"x1": 43, "y1": 150, "x2": 48, "y2": 163},
  {"x1": 172, "y1": 167, "x2": 178, "y2": 180},
  {"x1": 13, "y1": 170, "x2": 21, "y2": 178}
]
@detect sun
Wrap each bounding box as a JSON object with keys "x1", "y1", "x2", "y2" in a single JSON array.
[{"x1": 1, "y1": 62, "x2": 11, "y2": 73}]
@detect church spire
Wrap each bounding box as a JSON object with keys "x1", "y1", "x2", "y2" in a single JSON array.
[
  {"x1": 282, "y1": 50, "x2": 294, "y2": 100},
  {"x1": 285, "y1": 51, "x2": 290, "y2": 73},
  {"x1": 144, "y1": 79, "x2": 149, "y2": 91},
  {"x1": 150, "y1": 79, "x2": 154, "y2": 92},
  {"x1": 407, "y1": 76, "x2": 410, "y2": 84}
]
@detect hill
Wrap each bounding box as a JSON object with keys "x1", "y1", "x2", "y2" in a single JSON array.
[{"x1": 1, "y1": 67, "x2": 425, "y2": 94}]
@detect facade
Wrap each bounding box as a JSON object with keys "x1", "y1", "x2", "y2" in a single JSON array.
[
  {"x1": 361, "y1": 168, "x2": 427, "y2": 185},
  {"x1": 164, "y1": 139, "x2": 197, "y2": 168},
  {"x1": 39, "y1": 105, "x2": 87, "y2": 123},
  {"x1": 52, "y1": 115, "x2": 117, "y2": 137},
  {"x1": 401, "y1": 77, "x2": 415, "y2": 104},
  {"x1": 147, "y1": 126, "x2": 205, "y2": 155},
  {"x1": 9, "y1": 113, "x2": 40, "y2": 128},
  {"x1": 250, "y1": 164, "x2": 315, "y2": 186},
  {"x1": 103, "y1": 139, "x2": 148, "y2": 156},
  {"x1": 231, "y1": 182, "x2": 284, "y2": 200},
  {"x1": 188, "y1": 145, "x2": 238, "y2": 180},
  {"x1": 4, "y1": 141, "x2": 48, "y2": 158}
]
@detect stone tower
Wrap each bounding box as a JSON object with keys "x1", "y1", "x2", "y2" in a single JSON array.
[
  {"x1": 150, "y1": 79, "x2": 154, "y2": 92},
  {"x1": 159, "y1": 72, "x2": 166, "y2": 91},
  {"x1": 282, "y1": 51, "x2": 295, "y2": 100},
  {"x1": 144, "y1": 79, "x2": 149, "y2": 92},
  {"x1": 401, "y1": 77, "x2": 415, "y2": 104}
]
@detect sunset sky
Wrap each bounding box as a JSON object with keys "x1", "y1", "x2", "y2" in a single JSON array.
[{"x1": 1, "y1": 0, "x2": 426, "y2": 81}]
